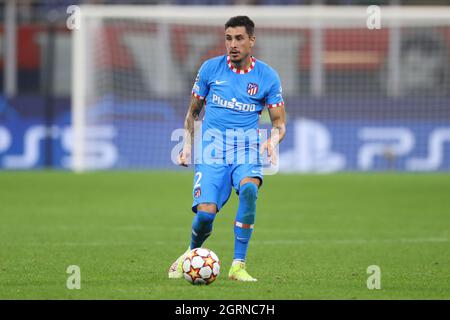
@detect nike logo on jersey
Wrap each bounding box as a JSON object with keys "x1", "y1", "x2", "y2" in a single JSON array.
[{"x1": 215, "y1": 80, "x2": 227, "y2": 85}]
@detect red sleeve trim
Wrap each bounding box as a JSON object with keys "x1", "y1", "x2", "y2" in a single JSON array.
[
  {"x1": 267, "y1": 101, "x2": 284, "y2": 109},
  {"x1": 192, "y1": 91, "x2": 205, "y2": 100}
]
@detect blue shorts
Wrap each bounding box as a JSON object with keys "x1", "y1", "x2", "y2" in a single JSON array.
[{"x1": 191, "y1": 163, "x2": 263, "y2": 213}]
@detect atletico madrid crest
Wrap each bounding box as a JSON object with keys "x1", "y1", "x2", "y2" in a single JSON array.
[
  {"x1": 194, "y1": 187, "x2": 201, "y2": 199},
  {"x1": 247, "y1": 83, "x2": 259, "y2": 96}
]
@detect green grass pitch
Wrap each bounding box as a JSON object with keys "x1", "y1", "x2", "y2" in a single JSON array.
[{"x1": 0, "y1": 171, "x2": 449, "y2": 299}]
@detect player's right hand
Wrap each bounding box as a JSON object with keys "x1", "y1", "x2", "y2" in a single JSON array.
[{"x1": 177, "y1": 145, "x2": 191, "y2": 167}]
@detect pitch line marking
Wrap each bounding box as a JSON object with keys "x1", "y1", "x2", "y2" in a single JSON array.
[{"x1": 5, "y1": 237, "x2": 449, "y2": 247}]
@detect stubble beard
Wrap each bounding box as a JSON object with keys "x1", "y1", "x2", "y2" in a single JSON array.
[{"x1": 229, "y1": 52, "x2": 250, "y2": 69}]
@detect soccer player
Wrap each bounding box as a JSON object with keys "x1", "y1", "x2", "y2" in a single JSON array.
[{"x1": 168, "y1": 16, "x2": 286, "y2": 282}]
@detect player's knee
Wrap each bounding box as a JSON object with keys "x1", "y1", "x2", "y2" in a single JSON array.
[{"x1": 197, "y1": 203, "x2": 217, "y2": 213}]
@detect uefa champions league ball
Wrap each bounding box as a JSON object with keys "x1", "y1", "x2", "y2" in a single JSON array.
[{"x1": 182, "y1": 248, "x2": 220, "y2": 285}]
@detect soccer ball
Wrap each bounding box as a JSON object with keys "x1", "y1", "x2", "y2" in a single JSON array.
[{"x1": 182, "y1": 248, "x2": 220, "y2": 285}]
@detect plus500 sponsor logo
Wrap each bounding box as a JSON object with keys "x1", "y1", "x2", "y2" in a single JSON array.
[{"x1": 212, "y1": 94, "x2": 256, "y2": 112}]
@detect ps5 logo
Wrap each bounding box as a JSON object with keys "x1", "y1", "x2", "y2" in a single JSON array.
[
  {"x1": 358, "y1": 127, "x2": 450, "y2": 171},
  {"x1": 0, "y1": 125, "x2": 118, "y2": 169},
  {"x1": 279, "y1": 119, "x2": 450, "y2": 172}
]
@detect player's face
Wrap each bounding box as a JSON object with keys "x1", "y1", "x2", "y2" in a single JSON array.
[{"x1": 225, "y1": 26, "x2": 255, "y2": 65}]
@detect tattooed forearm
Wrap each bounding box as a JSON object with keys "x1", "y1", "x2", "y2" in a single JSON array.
[
  {"x1": 268, "y1": 106, "x2": 287, "y2": 145},
  {"x1": 184, "y1": 97, "x2": 204, "y2": 145},
  {"x1": 191, "y1": 99, "x2": 203, "y2": 120}
]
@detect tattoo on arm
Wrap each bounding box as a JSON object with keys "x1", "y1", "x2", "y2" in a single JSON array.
[
  {"x1": 184, "y1": 97, "x2": 204, "y2": 144},
  {"x1": 190, "y1": 97, "x2": 203, "y2": 121},
  {"x1": 269, "y1": 107, "x2": 287, "y2": 144}
]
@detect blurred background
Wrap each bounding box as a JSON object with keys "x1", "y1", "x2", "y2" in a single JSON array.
[{"x1": 0, "y1": 0, "x2": 449, "y2": 171}]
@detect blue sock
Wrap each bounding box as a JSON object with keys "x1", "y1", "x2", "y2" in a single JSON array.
[
  {"x1": 190, "y1": 211, "x2": 216, "y2": 249},
  {"x1": 234, "y1": 183, "x2": 258, "y2": 261}
]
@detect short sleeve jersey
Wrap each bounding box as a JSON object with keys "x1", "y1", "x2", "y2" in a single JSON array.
[{"x1": 192, "y1": 55, "x2": 284, "y2": 134}]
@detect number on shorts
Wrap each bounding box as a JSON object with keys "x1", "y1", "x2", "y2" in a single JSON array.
[{"x1": 194, "y1": 172, "x2": 202, "y2": 189}]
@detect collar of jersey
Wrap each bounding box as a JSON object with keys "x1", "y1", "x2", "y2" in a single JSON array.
[{"x1": 227, "y1": 55, "x2": 256, "y2": 74}]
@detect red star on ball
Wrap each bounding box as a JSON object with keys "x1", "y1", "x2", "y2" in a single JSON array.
[{"x1": 188, "y1": 267, "x2": 200, "y2": 280}]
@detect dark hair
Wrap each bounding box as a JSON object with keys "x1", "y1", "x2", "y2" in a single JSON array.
[{"x1": 225, "y1": 16, "x2": 255, "y2": 37}]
